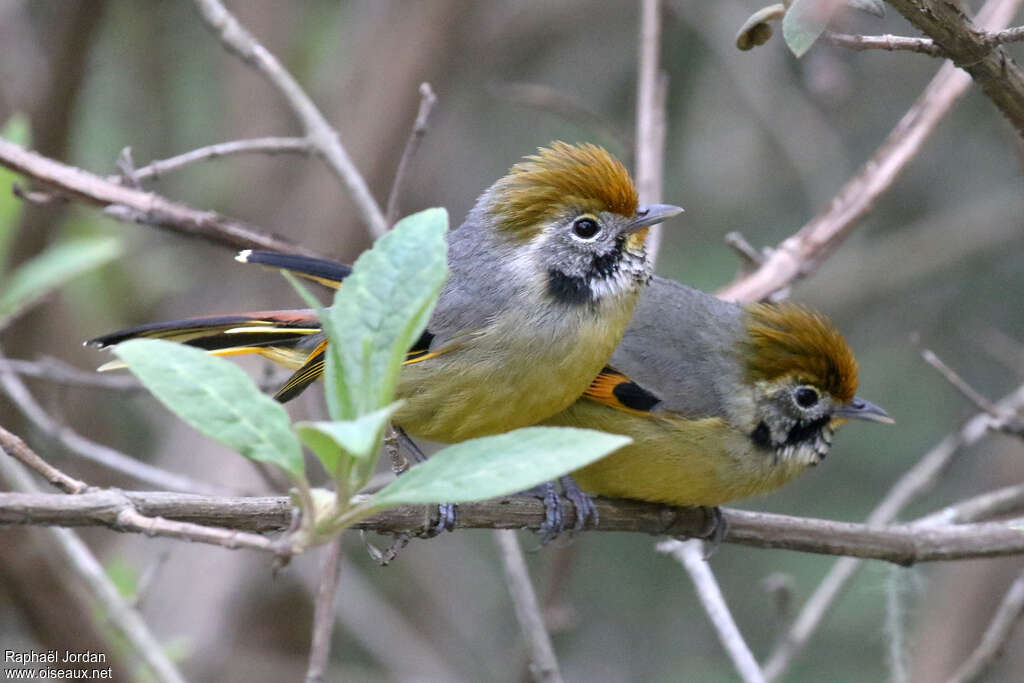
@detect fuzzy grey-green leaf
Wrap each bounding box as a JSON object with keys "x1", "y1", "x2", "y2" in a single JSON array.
[
  {"x1": 782, "y1": 0, "x2": 841, "y2": 57},
  {"x1": 323, "y1": 207, "x2": 448, "y2": 419},
  {"x1": 370, "y1": 427, "x2": 631, "y2": 506},
  {"x1": 114, "y1": 338, "x2": 304, "y2": 478},
  {"x1": 296, "y1": 402, "x2": 402, "y2": 477}
]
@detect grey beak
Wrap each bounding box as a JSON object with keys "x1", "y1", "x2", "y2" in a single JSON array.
[
  {"x1": 834, "y1": 396, "x2": 894, "y2": 424},
  {"x1": 626, "y1": 203, "x2": 684, "y2": 233}
]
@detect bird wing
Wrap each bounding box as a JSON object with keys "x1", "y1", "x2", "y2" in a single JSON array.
[
  {"x1": 582, "y1": 366, "x2": 663, "y2": 416},
  {"x1": 235, "y1": 250, "x2": 351, "y2": 289}
]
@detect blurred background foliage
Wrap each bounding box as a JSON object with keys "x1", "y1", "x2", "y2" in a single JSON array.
[{"x1": 0, "y1": 1, "x2": 1021, "y2": 681}]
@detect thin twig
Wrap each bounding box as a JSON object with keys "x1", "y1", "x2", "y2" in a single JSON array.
[
  {"x1": 111, "y1": 137, "x2": 312, "y2": 184},
  {"x1": 306, "y1": 539, "x2": 343, "y2": 683},
  {"x1": 495, "y1": 530, "x2": 563, "y2": 683},
  {"x1": 193, "y1": 0, "x2": 387, "y2": 238},
  {"x1": 0, "y1": 137, "x2": 317, "y2": 256},
  {"x1": 0, "y1": 455, "x2": 186, "y2": 683},
  {"x1": 913, "y1": 483, "x2": 1024, "y2": 527},
  {"x1": 635, "y1": 0, "x2": 668, "y2": 266},
  {"x1": 658, "y1": 539, "x2": 766, "y2": 683},
  {"x1": 947, "y1": 570, "x2": 1024, "y2": 683},
  {"x1": 761, "y1": 382, "x2": 1024, "y2": 681},
  {"x1": 921, "y1": 348, "x2": 1001, "y2": 417},
  {"x1": 822, "y1": 31, "x2": 944, "y2": 56},
  {"x1": 0, "y1": 351, "x2": 229, "y2": 494},
  {"x1": 385, "y1": 83, "x2": 437, "y2": 227},
  {"x1": 718, "y1": 0, "x2": 1022, "y2": 303},
  {"x1": 0, "y1": 424, "x2": 88, "y2": 494}
]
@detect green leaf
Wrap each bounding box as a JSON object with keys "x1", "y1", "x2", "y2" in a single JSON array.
[
  {"x1": 0, "y1": 236, "x2": 121, "y2": 323},
  {"x1": 0, "y1": 114, "x2": 31, "y2": 270},
  {"x1": 296, "y1": 402, "x2": 402, "y2": 477},
  {"x1": 782, "y1": 0, "x2": 841, "y2": 57},
  {"x1": 370, "y1": 427, "x2": 631, "y2": 506},
  {"x1": 114, "y1": 338, "x2": 305, "y2": 479},
  {"x1": 323, "y1": 207, "x2": 448, "y2": 419}
]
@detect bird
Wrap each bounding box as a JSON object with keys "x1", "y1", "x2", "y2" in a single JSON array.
[
  {"x1": 542, "y1": 274, "x2": 892, "y2": 533},
  {"x1": 88, "y1": 142, "x2": 682, "y2": 533}
]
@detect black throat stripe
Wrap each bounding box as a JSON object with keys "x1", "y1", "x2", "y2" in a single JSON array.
[{"x1": 547, "y1": 269, "x2": 592, "y2": 305}]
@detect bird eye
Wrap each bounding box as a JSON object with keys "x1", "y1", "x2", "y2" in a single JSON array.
[
  {"x1": 571, "y1": 217, "x2": 601, "y2": 240},
  {"x1": 795, "y1": 386, "x2": 819, "y2": 409}
]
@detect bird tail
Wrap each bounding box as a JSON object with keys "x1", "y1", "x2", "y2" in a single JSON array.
[
  {"x1": 86, "y1": 310, "x2": 325, "y2": 378},
  {"x1": 235, "y1": 250, "x2": 351, "y2": 289}
]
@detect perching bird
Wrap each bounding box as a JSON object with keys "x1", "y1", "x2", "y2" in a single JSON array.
[
  {"x1": 543, "y1": 275, "x2": 892, "y2": 513},
  {"x1": 88, "y1": 142, "x2": 680, "y2": 444}
]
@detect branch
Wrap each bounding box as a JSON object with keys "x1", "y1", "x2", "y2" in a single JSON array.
[
  {"x1": 0, "y1": 137, "x2": 318, "y2": 256},
  {"x1": 885, "y1": 0, "x2": 1024, "y2": 137},
  {"x1": 947, "y1": 570, "x2": 1024, "y2": 683},
  {"x1": 761, "y1": 382, "x2": 1024, "y2": 681},
  {"x1": 306, "y1": 539, "x2": 343, "y2": 683},
  {"x1": 385, "y1": 83, "x2": 437, "y2": 227},
  {"x1": 6, "y1": 490, "x2": 1024, "y2": 564},
  {"x1": 0, "y1": 424, "x2": 87, "y2": 494},
  {"x1": 635, "y1": 0, "x2": 668, "y2": 266},
  {"x1": 821, "y1": 30, "x2": 944, "y2": 56},
  {"x1": 112, "y1": 137, "x2": 312, "y2": 184},
  {"x1": 659, "y1": 540, "x2": 765, "y2": 683},
  {"x1": 495, "y1": 530, "x2": 563, "y2": 683},
  {"x1": 717, "y1": 0, "x2": 1021, "y2": 302},
  {"x1": 193, "y1": 0, "x2": 387, "y2": 238},
  {"x1": 913, "y1": 483, "x2": 1024, "y2": 527}
]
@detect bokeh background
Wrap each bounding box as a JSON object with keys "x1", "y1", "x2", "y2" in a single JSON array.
[{"x1": 1, "y1": 1, "x2": 1022, "y2": 681}]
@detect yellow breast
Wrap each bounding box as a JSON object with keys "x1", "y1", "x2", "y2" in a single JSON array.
[
  {"x1": 394, "y1": 293, "x2": 639, "y2": 443},
  {"x1": 546, "y1": 399, "x2": 813, "y2": 507}
]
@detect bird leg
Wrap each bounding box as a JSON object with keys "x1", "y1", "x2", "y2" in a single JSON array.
[{"x1": 393, "y1": 426, "x2": 457, "y2": 537}]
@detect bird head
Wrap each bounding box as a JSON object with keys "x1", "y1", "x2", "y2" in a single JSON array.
[
  {"x1": 739, "y1": 303, "x2": 892, "y2": 464},
  {"x1": 485, "y1": 142, "x2": 682, "y2": 306}
]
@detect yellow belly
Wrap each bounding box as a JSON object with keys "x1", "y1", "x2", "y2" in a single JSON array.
[
  {"x1": 395, "y1": 296, "x2": 637, "y2": 443},
  {"x1": 544, "y1": 399, "x2": 812, "y2": 507}
]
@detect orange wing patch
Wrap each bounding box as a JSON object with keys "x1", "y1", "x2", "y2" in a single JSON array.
[{"x1": 583, "y1": 367, "x2": 661, "y2": 416}]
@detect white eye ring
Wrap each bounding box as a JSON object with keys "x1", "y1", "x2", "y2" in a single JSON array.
[{"x1": 571, "y1": 217, "x2": 601, "y2": 241}]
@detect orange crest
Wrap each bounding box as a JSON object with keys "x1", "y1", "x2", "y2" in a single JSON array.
[
  {"x1": 740, "y1": 303, "x2": 859, "y2": 403},
  {"x1": 490, "y1": 142, "x2": 638, "y2": 240}
]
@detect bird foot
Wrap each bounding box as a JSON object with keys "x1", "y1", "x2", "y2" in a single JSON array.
[{"x1": 523, "y1": 475, "x2": 598, "y2": 544}]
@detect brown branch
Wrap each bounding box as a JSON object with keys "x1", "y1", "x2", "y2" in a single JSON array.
[
  {"x1": 822, "y1": 30, "x2": 945, "y2": 56},
  {"x1": 718, "y1": 0, "x2": 1021, "y2": 302},
  {"x1": 385, "y1": 83, "x2": 437, "y2": 227},
  {"x1": 306, "y1": 539, "x2": 343, "y2": 683},
  {"x1": 947, "y1": 569, "x2": 1024, "y2": 683},
  {"x1": 913, "y1": 483, "x2": 1024, "y2": 526},
  {"x1": 0, "y1": 137, "x2": 318, "y2": 256},
  {"x1": 659, "y1": 539, "x2": 766, "y2": 683},
  {"x1": 885, "y1": 0, "x2": 1024, "y2": 137},
  {"x1": 110, "y1": 137, "x2": 312, "y2": 185},
  {"x1": 636, "y1": 0, "x2": 669, "y2": 266},
  {"x1": 192, "y1": 0, "x2": 387, "y2": 238},
  {"x1": 5, "y1": 490, "x2": 1024, "y2": 564},
  {"x1": 495, "y1": 530, "x2": 564, "y2": 683},
  {"x1": 0, "y1": 424, "x2": 88, "y2": 494}
]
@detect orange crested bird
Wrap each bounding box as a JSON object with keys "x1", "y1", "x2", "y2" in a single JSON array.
[
  {"x1": 542, "y1": 275, "x2": 891, "y2": 532},
  {"x1": 89, "y1": 142, "x2": 682, "y2": 533}
]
